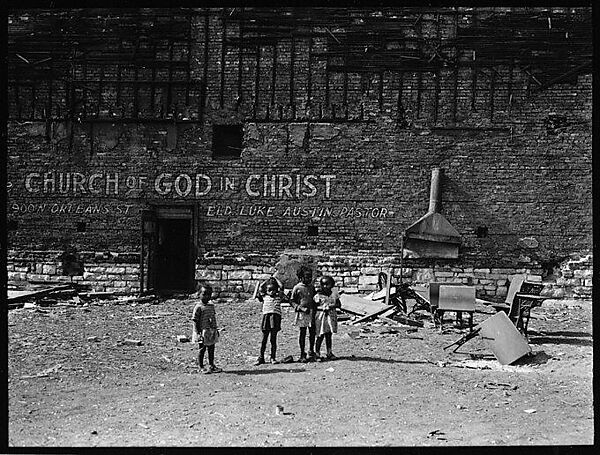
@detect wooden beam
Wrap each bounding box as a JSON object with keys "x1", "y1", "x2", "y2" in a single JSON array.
[
  {"x1": 8, "y1": 284, "x2": 74, "y2": 303},
  {"x1": 220, "y1": 15, "x2": 227, "y2": 108},
  {"x1": 289, "y1": 35, "x2": 295, "y2": 108},
  {"x1": 351, "y1": 305, "x2": 395, "y2": 325},
  {"x1": 254, "y1": 45, "x2": 260, "y2": 119},
  {"x1": 271, "y1": 42, "x2": 277, "y2": 107}
]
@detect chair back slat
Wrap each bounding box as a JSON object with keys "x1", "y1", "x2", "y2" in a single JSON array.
[{"x1": 505, "y1": 274, "x2": 526, "y2": 304}]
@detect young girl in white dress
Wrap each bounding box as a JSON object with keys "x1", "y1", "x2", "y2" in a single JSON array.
[{"x1": 313, "y1": 275, "x2": 341, "y2": 361}]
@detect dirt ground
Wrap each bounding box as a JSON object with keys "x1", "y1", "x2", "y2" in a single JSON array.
[{"x1": 7, "y1": 292, "x2": 593, "y2": 447}]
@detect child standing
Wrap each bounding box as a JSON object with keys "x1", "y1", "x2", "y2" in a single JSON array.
[
  {"x1": 255, "y1": 277, "x2": 285, "y2": 365},
  {"x1": 290, "y1": 266, "x2": 317, "y2": 362},
  {"x1": 191, "y1": 283, "x2": 222, "y2": 374},
  {"x1": 314, "y1": 275, "x2": 341, "y2": 361}
]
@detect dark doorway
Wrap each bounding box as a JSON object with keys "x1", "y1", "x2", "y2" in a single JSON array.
[{"x1": 155, "y1": 218, "x2": 193, "y2": 293}]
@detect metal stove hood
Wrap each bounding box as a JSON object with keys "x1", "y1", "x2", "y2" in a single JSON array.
[{"x1": 403, "y1": 167, "x2": 461, "y2": 259}]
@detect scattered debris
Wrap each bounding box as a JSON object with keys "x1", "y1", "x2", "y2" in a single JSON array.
[
  {"x1": 484, "y1": 382, "x2": 517, "y2": 390},
  {"x1": 427, "y1": 429, "x2": 446, "y2": 440},
  {"x1": 7, "y1": 284, "x2": 75, "y2": 304},
  {"x1": 137, "y1": 423, "x2": 149, "y2": 429},
  {"x1": 122, "y1": 339, "x2": 143, "y2": 346},
  {"x1": 281, "y1": 355, "x2": 294, "y2": 364},
  {"x1": 20, "y1": 364, "x2": 62, "y2": 379},
  {"x1": 523, "y1": 409, "x2": 537, "y2": 414}
]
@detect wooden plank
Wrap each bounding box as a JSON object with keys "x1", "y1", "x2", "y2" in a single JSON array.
[
  {"x1": 369, "y1": 286, "x2": 397, "y2": 301},
  {"x1": 339, "y1": 293, "x2": 390, "y2": 316},
  {"x1": 7, "y1": 285, "x2": 73, "y2": 303},
  {"x1": 380, "y1": 308, "x2": 397, "y2": 318},
  {"x1": 351, "y1": 305, "x2": 394, "y2": 325},
  {"x1": 380, "y1": 314, "x2": 424, "y2": 328},
  {"x1": 384, "y1": 268, "x2": 392, "y2": 306}
]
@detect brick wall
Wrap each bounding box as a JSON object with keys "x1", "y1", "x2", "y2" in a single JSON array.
[{"x1": 7, "y1": 8, "x2": 592, "y2": 299}]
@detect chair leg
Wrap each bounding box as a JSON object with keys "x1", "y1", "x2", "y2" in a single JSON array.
[{"x1": 522, "y1": 308, "x2": 531, "y2": 338}]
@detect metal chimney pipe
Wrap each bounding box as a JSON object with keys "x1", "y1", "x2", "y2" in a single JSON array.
[{"x1": 428, "y1": 167, "x2": 442, "y2": 213}]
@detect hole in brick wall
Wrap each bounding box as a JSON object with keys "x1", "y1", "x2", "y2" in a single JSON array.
[
  {"x1": 76, "y1": 222, "x2": 87, "y2": 232},
  {"x1": 307, "y1": 225, "x2": 319, "y2": 236},
  {"x1": 544, "y1": 113, "x2": 570, "y2": 135},
  {"x1": 61, "y1": 248, "x2": 84, "y2": 276},
  {"x1": 8, "y1": 219, "x2": 18, "y2": 231},
  {"x1": 212, "y1": 125, "x2": 242, "y2": 159},
  {"x1": 540, "y1": 257, "x2": 567, "y2": 279},
  {"x1": 475, "y1": 226, "x2": 488, "y2": 238}
]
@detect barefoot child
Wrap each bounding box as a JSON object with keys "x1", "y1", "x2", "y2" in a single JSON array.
[
  {"x1": 290, "y1": 266, "x2": 317, "y2": 362},
  {"x1": 255, "y1": 277, "x2": 285, "y2": 365},
  {"x1": 191, "y1": 284, "x2": 222, "y2": 374},
  {"x1": 314, "y1": 275, "x2": 341, "y2": 361}
]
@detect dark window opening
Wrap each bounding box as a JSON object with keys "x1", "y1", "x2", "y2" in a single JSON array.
[
  {"x1": 307, "y1": 225, "x2": 319, "y2": 236},
  {"x1": 475, "y1": 226, "x2": 488, "y2": 238},
  {"x1": 76, "y1": 222, "x2": 87, "y2": 232},
  {"x1": 212, "y1": 125, "x2": 243, "y2": 159},
  {"x1": 8, "y1": 220, "x2": 18, "y2": 231}
]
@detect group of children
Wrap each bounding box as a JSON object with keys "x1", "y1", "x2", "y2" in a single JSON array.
[{"x1": 190, "y1": 266, "x2": 341, "y2": 374}]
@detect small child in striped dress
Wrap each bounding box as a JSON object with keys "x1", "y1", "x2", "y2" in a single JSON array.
[
  {"x1": 255, "y1": 277, "x2": 285, "y2": 365},
  {"x1": 191, "y1": 283, "x2": 222, "y2": 374}
]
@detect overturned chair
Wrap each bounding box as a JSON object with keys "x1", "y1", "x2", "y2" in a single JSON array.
[{"x1": 479, "y1": 274, "x2": 546, "y2": 337}]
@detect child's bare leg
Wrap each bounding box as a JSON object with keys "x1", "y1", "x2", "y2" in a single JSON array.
[
  {"x1": 270, "y1": 330, "x2": 278, "y2": 360},
  {"x1": 208, "y1": 344, "x2": 215, "y2": 366},
  {"x1": 315, "y1": 334, "x2": 325, "y2": 357},
  {"x1": 259, "y1": 331, "x2": 269, "y2": 359},
  {"x1": 325, "y1": 332, "x2": 333, "y2": 356},
  {"x1": 198, "y1": 345, "x2": 207, "y2": 368},
  {"x1": 298, "y1": 327, "x2": 307, "y2": 356},
  {"x1": 308, "y1": 325, "x2": 317, "y2": 357}
]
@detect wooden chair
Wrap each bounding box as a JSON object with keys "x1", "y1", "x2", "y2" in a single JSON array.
[{"x1": 488, "y1": 274, "x2": 546, "y2": 337}]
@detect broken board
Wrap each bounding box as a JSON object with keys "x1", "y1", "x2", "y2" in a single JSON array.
[
  {"x1": 339, "y1": 293, "x2": 390, "y2": 315},
  {"x1": 479, "y1": 311, "x2": 531, "y2": 365},
  {"x1": 351, "y1": 305, "x2": 395, "y2": 325}
]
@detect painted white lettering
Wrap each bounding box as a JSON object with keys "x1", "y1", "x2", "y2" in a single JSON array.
[
  {"x1": 174, "y1": 174, "x2": 192, "y2": 197},
  {"x1": 224, "y1": 177, "x2": 236, "y2": 191},
  {"x1": 320, "y1": 175, "x2": 335, "y2": 198},
  {"x1": 89, "y1": 174, "x2": 103, "y2": 194},
  {"x1": 263, "y1": 175, "x2": 276, "y2": 197},
  {"x1": 25, "y1": 173, "x2": 41, "y2": 193},
  {"x1": 72, "y1": 172, "x2": 86, "y2": 194},
  {"x1": 58, "y1": 173, "x2": 71, "y2": 194},
  {"x1": 195, "y1": 174, "x2": 212, "y2": 196},
  {"x1": 106, "y1": 173, "x2": 119, "y2": 195},
  {"x1": 278, "y1": 174, "x2": 293, "y2": 198},
  {"x1": 43, "y1": 172, "x2": 55, "y2": 193},
  {"x1": 302, "y1": 175, "x2": 317, "y2": 197},
  {"x1": 245, "y1": 175, "x2": 261, "y2": 197},
  {"x1": 155, "y1": 173, "x2": 172, "y2": 195}
]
